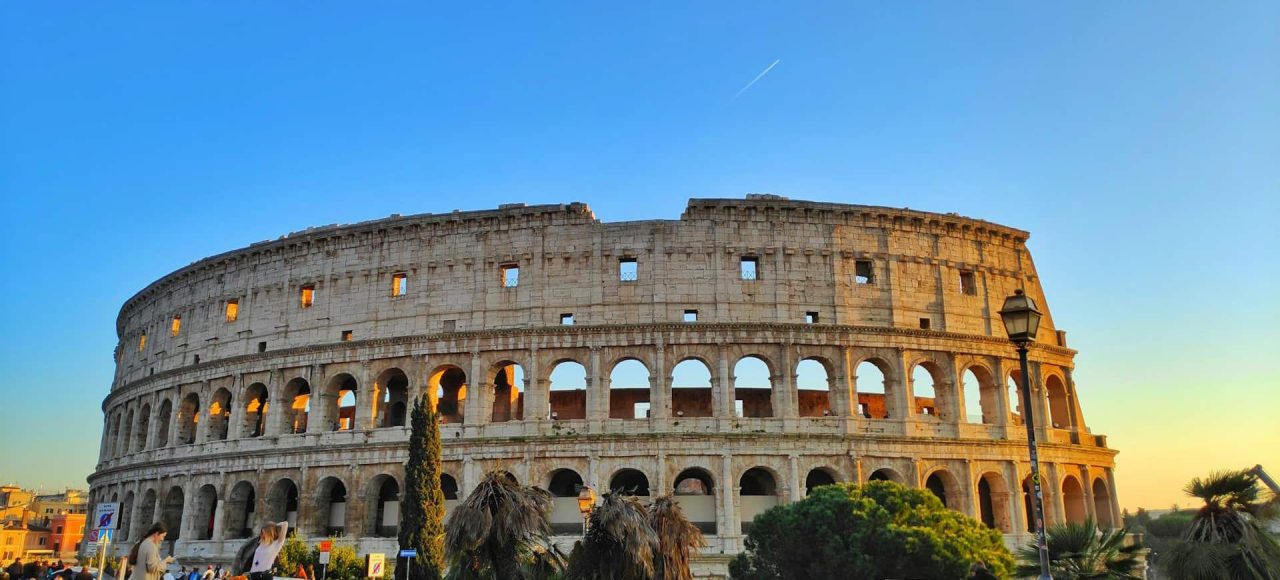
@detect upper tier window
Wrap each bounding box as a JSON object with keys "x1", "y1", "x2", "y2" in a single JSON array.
[
  {"x1": 300, "y1": 284, "x2": 316, "y2": 308},
  {"x1": 225, "y1": 299, "x2": 239, "y2": 322},
  {"x1": 501, "y1": 264, "x2": 519, "y2": 288},
  {"x1": 391, "y1": 273, "x2": 408, "y2": 297},
  {"x1": 740, "y1": 257, "x2": 759, "y2": 280},
  {"x1": 959, "y1": 271, "x2": 977, "y2": 296},
  {"x1": 170, "y1": 316, "x2": 181, "y2": 336},
  {"x1": 619, "y1": 258, "x2": 637, "y2": 282},
  {"x1": 855, "y1": 260, "x2": 874, "y2": 284}
]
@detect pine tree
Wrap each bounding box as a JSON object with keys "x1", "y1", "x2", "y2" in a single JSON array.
[{"x1": 398, "y1": 395, "x2": 444, "y2": 580}]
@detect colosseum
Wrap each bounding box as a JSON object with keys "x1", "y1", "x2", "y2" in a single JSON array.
[{"x1": 88, "y1": 195, "x2": 1119, "y2": 575}]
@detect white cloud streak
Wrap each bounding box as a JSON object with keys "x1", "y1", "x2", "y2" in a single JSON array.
[{"x1": 732, "y1": 59, "x2": 781, "y2": 100}]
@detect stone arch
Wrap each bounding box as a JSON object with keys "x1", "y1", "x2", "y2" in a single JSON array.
[
  {"x1": 739, "y1": 466, "x2": 781, "y2": 533},
  {"x1": 265, "y1": 478, "x2": 300, "y2": 528},
  {"x1": 673, "y1": 467, "x2": 717, "y2": 535},
  {"x1": 1021, "y1": 475, "x2": 1038, "y2": 532},
  {"x1": 323, "y1": 374, "x2": 358, "y2": 431},
  {"x1": 547, "y1": 359, "x2": 587, "y2": 420},
  {"x1": 1092, "y1": 477, "x2": 1115, "y2": 528},
  {"x1": 670, "y1": 358, "x2": 713, "y2": 418},
  {"x1": 909, "y1": 359, "x2": 948, "y2": 419},
  {"x1": 429, "y1": 365, "x2": 467, "y2": 424},
  {"x1": 137, "y1": 488, "x2": 157, "y2": 532},
  {"x1": 120, "y1": 409, "x2": 135, "y2": 457},
  {"x1": 192, "y1": 484, "x2": 219, "y2": 540},
  {"x1": 1046, "y1": 374, "x2": 1072, "y2": 429},
  {"x1": 176, "y1": 393, "x2": 200, "y2": 445},
  {"x1": 733, "y1": 355, "x2": 774, "y2": 418},
  {"x1": 440, "y1": 474, "x2": 459, "y2": 501},
  {"x1": 868, "y1": 467, "x2": 905, "y2": 484},
  {"x1": 207, "y1": 388, "x2": 233, "y2": 441},
  {"x1": 366, "y1": 474, "x2": 400, "y2": 537},
  {"x1": 804, "y1": 467, "x2": 839, "y2": 495},
  {"x1": 107, "y1": 412, "x2": 121, "y2": 457},
  {"x1": 796, "y1": 357, "x2": 834, "y2": 418},
  {"x1": 133, "y1": 404, "x2": 150, "y2": 452},
  {"x1": 487, "y1": 361, "x2": 524, "y2": 423},
  {"x1": 118, "y1": 490, "x2": 135, "y2": 542},
  {"x1": 976, "y1": 471, "x2": 1012, "y2": 533},
  {"x1": 548, "y1": 469, "x2": 585, "y2": 497},
  {"x1": 280, "y1": 378, "x2": 311, "y2": 434},
  {"x1": 224, "y1": 480, "x2": 256, "y2": 539},
  {"x1": 854, "y1": 358, "x2": 894, "y2": 419},
  {"x1": 374, "y1": 368, "x2": 410, "y2": 428},
  {"x1": 1062, "y1": 474, "x2": 1086, "y2": 525},
  {"x1": 545, "y1": 468, "x2": 586, "y2": 535},
  {"x1": 608, "y1": 468, "x2": 651, "y2": 497},
  {"x1": 161, "y1": 486, "x2": 184, "y2": 540},
  {"x1": 960, "y1": 364, "x2": 999, "y2": 425},
  {"x1": 155, "y1": 398, "x2": 172, "y2": 447},
  {"x1": 242, "y1": 383, "x2": 269, "y2": 438},
  {"x1": 314, "y1": 476, "x2": 349, "y2": 535},
  {"x1": 923, "y1": 468, "x2": 962, "y2": 511},
  {"x1": 609, "y1": 358, "x2": 651, "y2": 419}
]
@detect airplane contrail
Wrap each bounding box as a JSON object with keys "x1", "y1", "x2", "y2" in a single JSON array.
[{"x1": 733, "y1": 59, "x2": 781, "y2": 100}]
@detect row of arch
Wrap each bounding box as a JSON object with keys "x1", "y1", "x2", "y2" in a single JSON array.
[
  {"x1": 95, "y1": 463, "x2": 1114, "y2": 547},
  {"x1": 104, "y1": 352, "x2": 1080, "y2": 459}
]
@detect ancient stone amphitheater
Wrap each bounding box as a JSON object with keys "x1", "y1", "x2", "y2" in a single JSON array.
[{"x1": 89, "y1": 195, "x2": 1118, "y2": 575}]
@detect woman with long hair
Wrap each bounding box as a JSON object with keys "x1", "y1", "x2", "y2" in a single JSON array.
[
  {"x1": 246, "y1": 521, "x2": 287, "y2": 580},
  {"x1": 128, "y1": 523, "x2": 174, "y2": 580}
]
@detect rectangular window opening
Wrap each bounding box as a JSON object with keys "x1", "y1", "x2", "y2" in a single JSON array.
[
  {"x1": 341, "y1": 330, "x2": 353, "y2": 342},
  {"x1": 740, "y1": 256, "x2": 759, "y2": 280},
  {"x1": 805, "y1": 311, "x2": 819, "y2": 324},
  {"x1": 442, "y1": 320, "x2": 456, "y2": 332},
  {"x1": 959, "y1": 271, "x2": 977, "y2": 295},
  {"x1": 734, "y1": 400, "x2": 745, "y2": 417},
  {"x1": 634, "y1": 402, "x2": 651, "y2": 419},
  {"x1": 855, "y1": 260, "x2": 874, "y2": 284},
  {"x1": 138, "y1": 334, "x2": 147, "y2": 351},
  {"x1": 501, "y1": 264, "x2": 520, "y2": 288},
  {"x1": 391, "y1": 273, "x2": 408, "y2": 297},
  {"x1": 683, "y1": 309, "x2": 698, "y2": 323},
  {"x1": 300, "y1": 284, "x2": 315, "y2": 308},
  {"x1": 619, "y1": 258, "x2": 638, "y2": 282},
  {"x1": 225, "y1": 299, "x2": 239, "y2": 322},
  {"x1": 170, "y1": 316, "x2": 182, "y2": 336},
  {"x1": 192, "y1": 354, "x2": 200, "y2": 365},
  {"x1": 560, "y1": 313, "x2": 574, "y2": 325},
  {"x1": 257, "y1": 341, "x2": 267, "y2": 353},
  {"x1": 919, "y1": 317, "x2": 931, "y2": 330}
]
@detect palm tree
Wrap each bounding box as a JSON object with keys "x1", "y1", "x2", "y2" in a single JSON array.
[
  {"x1": 1165, "y1": 469, "x2": 1280, "y2": 580},
  {"x1": 566, "y1": 492, "x2": 658, "y2": 579},
  {"x1": 1015, "y1": 518, "x2": 1143, "y2": 579},
  {"x1": 647, "y1": 495, "x2": 707, "y2": 580},
  {"x1": 443, "y1": 471, "x2": 564, "y2": 580}
]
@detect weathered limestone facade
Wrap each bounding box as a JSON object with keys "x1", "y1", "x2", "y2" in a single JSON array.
[{"x1": 88, "y1": 196, "x2": 1118, "y2": 575}]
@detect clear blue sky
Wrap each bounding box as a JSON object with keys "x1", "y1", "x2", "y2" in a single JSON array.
[{"x1": 1, "y1": 1, "x2": 1276, "y2": 509}]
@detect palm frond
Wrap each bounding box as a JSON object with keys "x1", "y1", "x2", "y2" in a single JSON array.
[{"x1": 647, "y1": 495, "x2": 707, "y2": 580}]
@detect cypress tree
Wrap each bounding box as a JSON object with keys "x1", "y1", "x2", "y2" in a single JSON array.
[{"x1": 398, "y1": 395, "x2": 445, "y2": 580}]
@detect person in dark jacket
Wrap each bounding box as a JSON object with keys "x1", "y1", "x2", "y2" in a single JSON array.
[
  {"x1": 21, "y1": 560, "x2": 37, "y2": 580},
  {"x1": 7, "y1": 559, "x2": 22, "y2": 580}
]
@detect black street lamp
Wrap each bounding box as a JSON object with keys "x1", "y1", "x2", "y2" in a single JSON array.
[{"x1": 999, "y1": 289, "x2": 1053, "y2": 580}]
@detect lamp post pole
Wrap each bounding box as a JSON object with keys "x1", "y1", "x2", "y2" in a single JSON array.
[{"x1": 1017, "y1": 342, "x2": 1053, "y2": 580}]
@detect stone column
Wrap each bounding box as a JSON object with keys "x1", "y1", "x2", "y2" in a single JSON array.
[
  {"x1": 165, "y1": 390, "x2": 182, "y2": 448},
  {"x1": 992, "y1": 358, "x2": 1011, "y2": 429},
  {"x1": 1081, "y1": 466, "x2": 1097, "y2": 522},
  {"x1": 1009, "y1": 463, "x2": 1029, "y2": 534},
  {"x1": 354, "y1": 361, "x2": 374, "y2": 430},
  {"x1": 655, "y1": 452, "x2": 668, "y2": 496},
  {"x1": 778, "y1": 344, "x2": 797, "y2": 419},
  {"x1": 1045, "y1": 463, "x2": 1064, "y2": 526},
  {"x1": 960, "y1": 460, "x2": 977, "y2": 518},
  {"x1": 268, "y1": 369, "x2": 289, "y2": 436},
  {"x1": 787, "y1": 455, "x2": 802, "y2": 502},
  {"x1": 210, "y1": 495, "x2": 226, "y2": 540},
  {"x1": 720, "y1": 454, "x2": 737, "y2": 545},
  {"x1": 652, "y1": 346, "x2": 669, "y2": 419},
  {"x1": 465, "y1": 353, "x2": 486, "y2": 426},
  {"x1": 889, "y1": 351, "x2": 910, "y2": 421},
  {"x1": 715, "y1": 348, "x2": 733, "y2": 418},
  {"x1": 833, "y1": 346, "x2": 856, "y2": 418},
  {"x1": 227, "y1": 375, "x2": 246, "y2": 440},
  {"x1": 193, "y1": 381, "x2": 211, "y2": 444},
  {"x1": 587, "y1": 347, "x2": 605, "y2": 423},
  {"x1": 1105, "y1": 469, "x2": 1122, "y2": 529}
]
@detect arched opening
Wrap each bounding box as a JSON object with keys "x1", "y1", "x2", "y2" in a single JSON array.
[
  {"x1": 266, "y1": 479, "x2": 299, "y2": 529},
  {"x1": 962, "y1": 367, "x2": 998, "y2": 425},
  {"x1": 804, "y1": 468, "x2": 838, "y2": 495},
  {"x1": 325, "y1": 374, "x2": 358, "y2": 431},
  {"x1": 368, "y1": 476, "x2": 400, "y2": 537},
  {"x1": 208, "y1": 388, "x2": 232, "y2": 441},
  {"x1": 733, "y1": 356, "x2": 773, "y2": 418},
  {"x1": 137, "y1": 489, "x2": 157, "y2": 534},
  {"x1": 177, "y1": 394, "x2": 200, "y2": 445},
  {"x1": 120, "y1": 410, "x2": 134, "y2": 456},
  {"x1": 134, "y1": 404, "x2": 150, "y2": 452},
  {"x1": 673, "y1": 468, "x2": 716, "y2": 535},
  {"x1": 911, "y1": 364, "x2": 941, "y2": 419},
  {"x1": 739, "y1": 468, "x2": 780, "y2": 533},
  {"x1": 430, "y1": 366, "x2": 467, "y2": 424},
  {"x1": 671, "y1": 359, "x2": 713, "y2": 418},
  {"x1": 193, "y1": 484, "x2": 218, "y2": 540},
  {"x1": 868, "y1": 468, "x2": 905, "y2": 484},
  {"x1": 118, "y1": 491, "x2": 134, "y2": 542},
  {"x1": 609, "y1": 469, "x2": 650, "y2": 496},
  {"x1": 440, "y1": 474, "x2": 459, "y2": 501},
  {"x1": 243, "y1": 383, "x2": 269, "y2": 437},
  {"x1": 225, "y1": 481, "x2": 256, "y2": 539},
  {"x1": 1092, "y1": 478, "x2": 1114, "y2": 528},
  {"x1": 924, "y1": 470, "x2": 961, "y2": 511},
  {"x1": 489, "y1": 362, "x2": 525, "y2": 423},
  {"x1": 316, "y1": 477, "x2": 348, "y2": 536},
  {"x1": 1021, "y1": 475, "x2": 1035, "y2": 532},
  {"x1": 548, "y1": 360, "x2": 587, "y2": 420},
  {"x1": 155, "y1": 399, "x2": 172, "y2": 447},
  {"x1": 608, "y1": 359, "x2": 651, "y2": 419},
  {"x1": 281, "y1": 378, "x2": 311, "y2": 435},
  {"x1": 1062, "y1": 475, "x2": 1086, "y2": 525},
  {"x1": 375, "y1": 369, "x2": 410, "y2": 428},
  {"x1": 854, "y1": 360, "x2": 890, "y2": 419},
  {"x1": 1046, "y1": 375, "x2": 1072, "y2": 429},
  {"x1": 547, "y1": 469, "x2": 586, "y2": 535},
  {"x1": 107, "y1": 413, "x2": 120, "y2": 457},
  {"x1": 1008, "y1": 372, "x2": 1024, "y2": 426},
  {"x1": 977, "y1": 472, "x2": 1012, "y2": 533},
  {"x1": 796, "y1": 359, "x2": 832, "y2": 418},
  {"x1": 161, "y1": 486, "x2": 184, "y2": 541}
]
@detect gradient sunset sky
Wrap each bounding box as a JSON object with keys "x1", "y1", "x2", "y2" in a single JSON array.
[{"x1": 1, "y1": 1, "x2": 1276, "y2": 510}]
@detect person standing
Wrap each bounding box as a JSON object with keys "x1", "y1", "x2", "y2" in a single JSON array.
[
  {"x1": 7, "y1": 558, "x2": 21, "y2": 580},
  {"x1": 246, "y1": 522, "x2": 286, "y2": 580},
  {"x1": 127, "y1": 523, "x2": 174, "y2": 580}
]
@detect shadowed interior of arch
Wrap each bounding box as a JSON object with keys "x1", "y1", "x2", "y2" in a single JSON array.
[{"x1": 670, "y1": 359, "x2": 713, "y2": 417}]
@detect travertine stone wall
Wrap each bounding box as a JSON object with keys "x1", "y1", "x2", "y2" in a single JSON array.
[{"x1": 89, "y1": 197, "x2": 1115, "y2": 576}]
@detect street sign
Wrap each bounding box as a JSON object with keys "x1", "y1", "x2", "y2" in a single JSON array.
[
  {"x1": 93, "y1": 503, "x2": 121, "y2": 530},
  {"x1": 366, "y1": 554, "x2": 385, "y2": 578},
  {"x1": 85, "y1": 542, "x2": 99, "y2": 556},
  {"x1": 398, "y1": 549, "x2": 416, "y2": 558},
  {"x1": 319, "y1": 552, "x2": 330, "y2": 565},
  {"x1": 98, "y1": 530, "x2": 112, "y2": 544},
  {"x1": 319, "y1": 541, "x2": 333, "y2": 553}
]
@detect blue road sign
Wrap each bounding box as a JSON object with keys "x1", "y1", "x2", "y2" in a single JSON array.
[{"x1": 399, "y1": 549, "x2": 417, "y2": 558}]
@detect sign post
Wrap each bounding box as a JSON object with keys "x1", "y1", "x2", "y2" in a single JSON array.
[
  {"x1": 398, "y1": 549, "x2": 417, "y2": 580},
  {"x1": 365, "y1": 553, "x2": 385, "y2": 579},
  {"x1": 318, "y1": 541, "x2": 332, "y2": 580},
  {"x1": 95, "y1": 529, "x2": 112, "y2": 579}
]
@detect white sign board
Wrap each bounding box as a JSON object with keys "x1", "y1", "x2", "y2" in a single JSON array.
[{"x1": 93, "y1": 503, "x2": 121, "y2": 530}]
